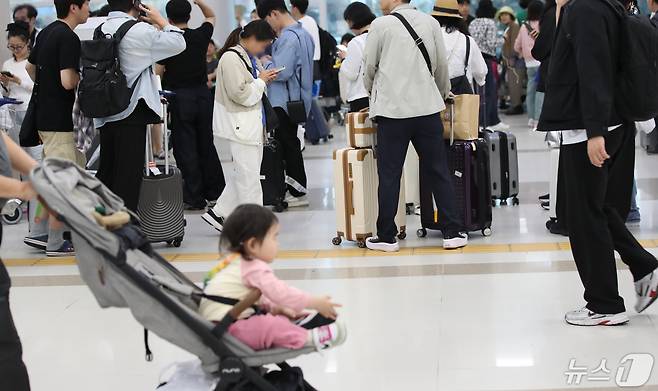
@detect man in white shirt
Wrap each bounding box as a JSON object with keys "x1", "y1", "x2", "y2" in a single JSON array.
[
  {"x1": 94, "y1": 0, "x2": 185, "y2": 212},
  {"x1": 290, "y1": 0, "x2": 321, "y2": 83},
  {"x1": 362, "y1": 0, "x2": 468, "y2": 252}
]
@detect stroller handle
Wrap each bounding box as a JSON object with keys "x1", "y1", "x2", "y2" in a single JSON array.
[{"x1": 228, "y1": 289, "x2": 262, "y2": 320}]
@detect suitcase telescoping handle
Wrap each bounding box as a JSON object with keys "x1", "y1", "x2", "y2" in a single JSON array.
[
  {"x1": 145, "y1": 90, "x2": 175, "y2": 177},
  {"x1": 446, "y1": 96, "x2": 455, "y2": 146}
]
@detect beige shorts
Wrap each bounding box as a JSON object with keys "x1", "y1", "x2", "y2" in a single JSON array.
[{"x1": 38, "y1": 131, "x2": 86, "y2": 168}]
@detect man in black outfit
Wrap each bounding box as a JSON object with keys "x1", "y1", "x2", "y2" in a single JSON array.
[
  {"x1": 157, "y1": 0, "x2": 224, "y2": 210},
  {"x1": 12, "y1": 4, "x2": 39, "y2": 48},
  {"x1": 538, "y1": 0, "x2": 658, "y2": 326}
]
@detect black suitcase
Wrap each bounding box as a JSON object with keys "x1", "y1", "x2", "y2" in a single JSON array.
[
  {"x1": 137, "y1": 94, "x2": 185, "y2": 247},
  {"x1": 480, "y1": 130, "x2": 520, "y2": 205},
  {"x1": 640, "y1": 129, "x2": 658, "y2": 154},
  {"x1": 260, "y1": 137, "x2": 288, "y2": 213},
  {"x1": 417, "y1": 139, "x2": 493, "y2": 238}
]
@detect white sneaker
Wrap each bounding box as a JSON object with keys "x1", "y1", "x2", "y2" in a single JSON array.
[
  {"x1": 565, "y1": 307, "x2": 629, "y2": 326},
  {"x1": 443, "y1": 232, "x2": 468, "y2": 250},
  {"x1": 285, "y1": 194, "x2": 309, "y2": 208},
  {"x1": 528, "y1": 118, "x2": 535, "y2": 128},
  {"x1": 312, "y1": 321, "x2": 347, "y2": 351},
  {"x1": 488, "y1": 122, "x2": 511, "y2": 131},
  {"x1": 635, "y1": 270, "x2": 658, "y2": 313},
  {"x1": 365, "y1": 237, "x2": 400, "y2": 252}
]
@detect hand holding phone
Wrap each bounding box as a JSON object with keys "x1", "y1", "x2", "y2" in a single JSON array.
[
  {"x1": 1, "y1": 71, "x2": 14, "y2": 78},
  {"x1": 273, "y1": 66, "x2": 286, "y2": 73}
]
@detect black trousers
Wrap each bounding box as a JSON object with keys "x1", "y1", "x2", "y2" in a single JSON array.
[
  {"x1": 0, "y1": 225, "x2": 31, "y2": 391},
  {"x1": 562, "y1": 124, "x2": 658, "y2": 314},
  {"x1": 376, "y1": 113, "x2": 461, "y2": 241},
  {"x1": 97, "y1": 115, "x2": 148, "y2": 212},
  {"x1": 170, "y1": 86, "x2": 225, "y2": 206},
  {"x1": 348, "y1": 97, "x2": 369, "y2": 113},
  {"x1": 274, "y1": 107, "x2": 307, "y2": 197}
]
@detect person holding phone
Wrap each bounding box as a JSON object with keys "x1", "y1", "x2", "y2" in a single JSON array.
[
  {"x1": 94, "y1": 0, "x2": 185, "y2": 213},
  {"x1": 340, "y1": 2, "x2": 375, "y2": 113},
  {"x1": 201, "y1": 21, "x2": 279, "y2": 232},
  {"x1": 1, "y1": 22, "x2": 33, "y2": 141}
]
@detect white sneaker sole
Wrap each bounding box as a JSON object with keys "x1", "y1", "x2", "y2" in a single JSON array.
[
  {"x1": 46, "y1": 250, "x2": 75, "y2": 258},
  {"x1": 565, "y1": 312, "x2": 629, "y2": 326},
  {"x1": 443, "y1": 237, "x2": 468, "y2": 250},
  {"x1": 287, "y1": 200, "x2": 310, "y2": 208},
  {"x1": 635, "y1": 272, "x2": 658, "y2": 313},
  {"x1": 365, "y1": 240, "x2": 400, "y2": 253},
  {"x1": 201, "y1": 213, "x2": 223, "y2": 232}
]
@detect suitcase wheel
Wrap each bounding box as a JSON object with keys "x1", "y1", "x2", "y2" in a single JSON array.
[
  {"x1": 167, "y1": 237, "x2": 183, "y2": 248},
  {"x1": 273, "y1": 202, "x2": 287, "y2": 213},
  {"x1": 357, "y1": 240, "x2": 367, "y2": 249},
  {"x1": 512, "y1": 197, "x2": 520, "y2": 206},
  {"x1": 1, "y1": 208, "x2": 22, "y2": 225},
  {"x1": 397, "y1": 231, "x2": 407, "y2": 240},
  {"x1": 416, "y1": 228, "x2": 428, "y2": 238},
  {"x1": 332, "y1": 236, "x2": 342, "y2": 246},
  {"x1": 482, "y1": 228, "x2": 492, "y2": 237}
]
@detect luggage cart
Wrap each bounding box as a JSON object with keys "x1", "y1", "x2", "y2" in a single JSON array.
[{"x1": 0, "y1": 97, "x2": 24, "y2": 224}]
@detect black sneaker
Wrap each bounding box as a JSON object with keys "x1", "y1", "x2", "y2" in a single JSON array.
[
  {"x1": 201, "y1": 209, "x2": 224, "y2": 232},
  {"x1": 546, "y1": 218, "x2": 569, "y2": 236},
  {"x1": 538, "y1": 194, "x2": 549, "y2": 201},
  {"x1": 24, "y1": 234, "x2": 48, "y2": 251}
]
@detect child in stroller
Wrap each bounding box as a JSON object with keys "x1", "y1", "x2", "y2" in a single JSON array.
[{"x1": 200, "y1": 204, "x2": 347, "y2": 352}]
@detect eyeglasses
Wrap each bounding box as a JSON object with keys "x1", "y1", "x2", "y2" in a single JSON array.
[{"x1": 7, "y1": 44, "x2": 26, "y2": 52}]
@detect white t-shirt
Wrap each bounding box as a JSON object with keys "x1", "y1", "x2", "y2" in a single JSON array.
[
  {"x1": 560, "y1": 125, "x2": 622, "y2": 145},
  {"x1": 442, "y1": 28, "x2": 488, "y2": 88},
  {"x1": 1, "y1": 57, "x2": 33, "y2": 111},
  {"x1": 299, "y1": 15, "x2": 321, "y2": 61},
  {"x1": 339, "y1": 32, "x2": 369, "y2": 102}
]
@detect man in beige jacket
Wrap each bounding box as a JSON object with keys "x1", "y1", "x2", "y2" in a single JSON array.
[{"x1": 362, "y1": 0, "x2": 467, "y2": 252}]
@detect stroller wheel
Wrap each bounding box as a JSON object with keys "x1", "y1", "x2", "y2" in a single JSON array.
[
  {"x1": 2, "y1": 208, "x2": 22, "y2": 225},
  {"x1": 332, "y1": 236, "x2": 342, "y2": 246}
]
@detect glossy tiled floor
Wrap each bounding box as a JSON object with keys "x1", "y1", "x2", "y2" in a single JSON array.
[{"x1": 6, "y1": 114, "x2": 658, "y2": 390}]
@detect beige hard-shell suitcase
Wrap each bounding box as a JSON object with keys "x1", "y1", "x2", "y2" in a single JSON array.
[{"x1": 332, "y1": 148, "x2": 406, "y2": 247}]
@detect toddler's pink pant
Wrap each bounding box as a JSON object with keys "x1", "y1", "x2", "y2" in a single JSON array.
[{"x1": 228, "y1": 314, "x2": 309, "y2": 350}]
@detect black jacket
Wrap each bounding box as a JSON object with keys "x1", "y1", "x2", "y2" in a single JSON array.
[
  {"x1": 531, "y1": 0, "x2": 556, "y2": 93},
  {"x1": 538, "y1": 0, "x2": 625, "y2": 139}
]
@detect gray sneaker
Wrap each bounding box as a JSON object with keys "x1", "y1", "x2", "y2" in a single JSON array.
[{"x1": 565, "y1": 307, "x2": 629, "y2": 326}]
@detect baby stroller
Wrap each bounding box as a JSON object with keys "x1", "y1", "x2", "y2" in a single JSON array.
[{"x1": 30, "y1": 158, "x2": 319, "y2": 390}]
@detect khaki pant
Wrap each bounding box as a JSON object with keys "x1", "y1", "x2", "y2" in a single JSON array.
[{"x1": 38, "y1": 131, "x2": 86, "y2": 167}]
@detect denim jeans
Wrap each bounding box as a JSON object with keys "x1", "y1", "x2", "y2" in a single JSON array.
[{"x1": 526, "y1": 66, "x2": 545, "y2": 121}]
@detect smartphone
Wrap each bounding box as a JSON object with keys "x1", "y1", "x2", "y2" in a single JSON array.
[
  {"x1": 0, "y1": 71, "x2": 14, "y2": 78},
  {"x1": 273, "y1": 66, "x2": 286, "y2": 73},
  {"x1": 336, "y1": 44, "x2": 348, "y2": 52},
  {"x1": 134, "y1": 0, "x2": 147, "y2": 17}
]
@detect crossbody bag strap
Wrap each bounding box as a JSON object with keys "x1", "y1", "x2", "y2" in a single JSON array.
[
  {"x1": 391, "y1": 12, "x2": 433, "y2": 76},
  {"x1": 463, "y1": 33, "x2": 470, "y2": 76},
  {"x1": 226, "y1": 48, "x2": 252, "y2": 73},
  {"x1": 283, "y1": 29, "x2": 303, "y2": 102}
]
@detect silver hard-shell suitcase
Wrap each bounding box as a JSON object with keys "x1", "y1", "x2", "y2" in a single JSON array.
[{"x1": 480, "y1": 129, "x2": 519, "y2": 205}]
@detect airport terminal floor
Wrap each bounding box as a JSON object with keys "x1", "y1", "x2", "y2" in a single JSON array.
[{"x1": 6, "y1": 115, "x2": 658, "y2": 390}]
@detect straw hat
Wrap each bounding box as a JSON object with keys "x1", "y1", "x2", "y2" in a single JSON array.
[
  {"x1": 495, "y1": 6, "x2": 517, "y2": 21},
  {"x1": 431, "y1": 0, "x2": 463, "y2": 19}
]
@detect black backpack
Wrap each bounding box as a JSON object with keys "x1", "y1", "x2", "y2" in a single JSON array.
[
  {"x1": 602, "y1": 0, "x2": 658, "y2": 121},
  {"x1": 78, "y1": 20, "x2": 138, "y2": 118}
]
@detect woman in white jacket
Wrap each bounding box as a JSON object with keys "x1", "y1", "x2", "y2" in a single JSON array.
[
  {"x1": 432, "y1": 0, "x2": 488, "y2": 94},
  {"x1": 202, "y1": 21, "x2": 279, "y2": 232},
  {"x1": 339, "y1": 2, "x2": 376, "y2": 113}
]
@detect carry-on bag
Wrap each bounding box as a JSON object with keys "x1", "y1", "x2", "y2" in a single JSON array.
[
  {"x1": 332, "y1": 148, "x2": 406, "y2": 247},
  {"x1": 345, "y1": 109, "x2": 376, "y2": 148},
  {"x1": 480, "y1": 129, "x2": 520, "y2": 205},
  {"x1": 418, "y1": 139, "x2": 492, "y2": 238},
  {"x1": 441, "y1": 94, "x2": 480, "y2": 142},
  {"x1": 260, "y1": 135, "x2": 288, "y2": 213},
  {"x1": 137, "y1": 91, "x2": 185, "y2": 247}
]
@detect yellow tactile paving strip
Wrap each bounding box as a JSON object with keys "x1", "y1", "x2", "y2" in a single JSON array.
[{"x1": 0, "y1": 238, "x2": 632, "y2": 268}]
